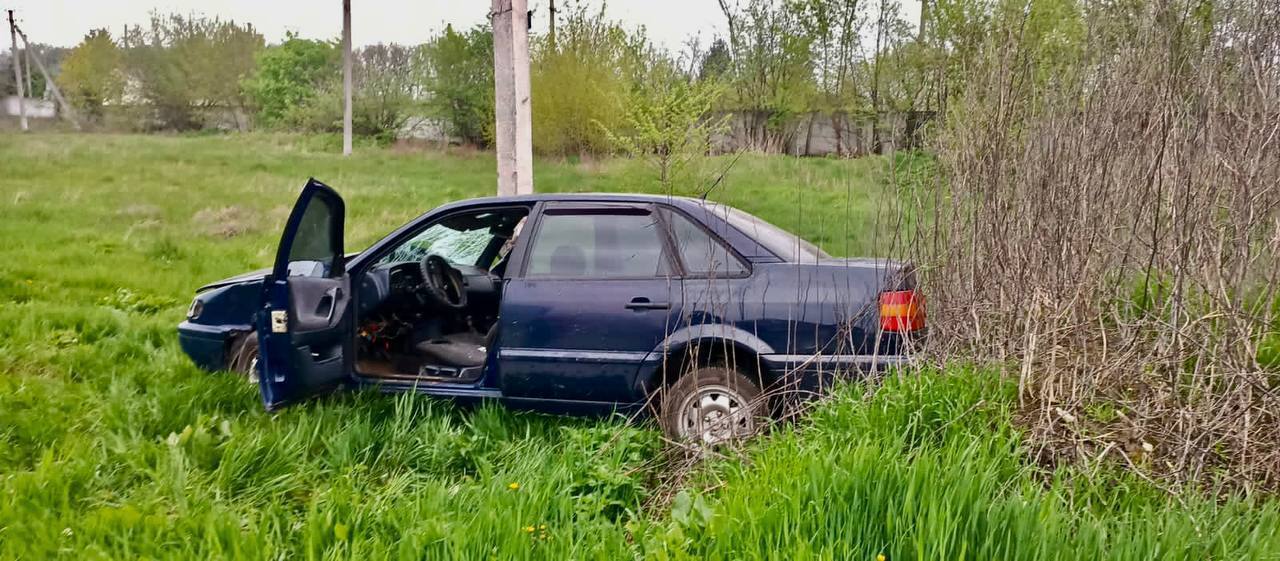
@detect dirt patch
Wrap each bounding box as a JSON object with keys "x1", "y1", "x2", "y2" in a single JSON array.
[
  {"x1": 118, "y1": 204, "x2": 161, "y2": 219},
  {"x1": 389, "y1": 139, "x2": 486, "y2": 159},
  {"x1": 192, "y1": 206, "x2": 256, "y2": 238}
]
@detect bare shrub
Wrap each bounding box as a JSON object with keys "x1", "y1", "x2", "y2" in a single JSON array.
[{"x1": 898, "y1": 0, "x2": 1280, "y2": 492}]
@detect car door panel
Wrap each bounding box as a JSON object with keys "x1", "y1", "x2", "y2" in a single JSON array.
[
  {"x1": 496, "y1": 204, "x2": 683, "y2": 404},
  {"x1": 255, "y1": 179, "x2": 352, "y2": 409},
  {"x1": 497, "y1": 278, "x2": 680, "y2": 402}
]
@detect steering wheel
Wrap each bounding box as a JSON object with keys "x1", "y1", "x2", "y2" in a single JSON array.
[{"x1": 417, "y1": 254, "x2": 468, "y2": 310}]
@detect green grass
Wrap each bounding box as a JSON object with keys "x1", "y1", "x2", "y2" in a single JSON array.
[{"x1": 1, "y1": 133, "x2": 1276, "y2": 560}]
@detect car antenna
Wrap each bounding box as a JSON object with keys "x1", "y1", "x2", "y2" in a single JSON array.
[{"x1": 699, "y1": 151, "x2": 744, "y2": 201}]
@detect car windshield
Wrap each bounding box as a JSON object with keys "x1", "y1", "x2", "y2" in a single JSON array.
[
  {"x1": 700, "y1": 203, "x2": 831, "y2": 263},
  {"x1": 377, "y1": 208, "x2": 529, "y2": 268}
]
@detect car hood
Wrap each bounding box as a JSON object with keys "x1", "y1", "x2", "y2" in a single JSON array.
[
  {"x1": 197, "y1": 267, "x2": 272, "y2": 292},
  {"x1": 197, "y1": 252, "x2": 362, "y2": 292}
]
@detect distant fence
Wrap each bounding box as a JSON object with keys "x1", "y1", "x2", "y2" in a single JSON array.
[
  {"x1": 396, "y1": 110, "x2": 937, "y2": 157},
  {"x1": 3, "y1": 100, "x2": 935, "y2": 158},
  {"x1": 710, "y1": 110, "x2": 936, "y2": 157},
  {"x1": 1, "y1": 96, "x2": 57, "y2": 119}
]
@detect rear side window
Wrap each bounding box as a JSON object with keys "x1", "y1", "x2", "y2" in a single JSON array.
[
  {"x1": 526, "y1": 210, "x2": 670, "y2": 278},
  {"x1": 664, "y1": 209, "x2": 748, "y2": 277}
]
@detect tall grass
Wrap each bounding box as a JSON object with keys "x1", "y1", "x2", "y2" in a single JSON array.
[{"x1": 0, "y1": 133, "x2": 1276, "y2": 559}]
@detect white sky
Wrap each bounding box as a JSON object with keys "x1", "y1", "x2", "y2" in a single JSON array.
[{"x1": 4, "y1": 0, "x2": 919, "y2": 52}]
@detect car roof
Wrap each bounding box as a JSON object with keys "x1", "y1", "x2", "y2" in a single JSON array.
[{"x1": 450, "y1": 192, "x2": 706, "y2": 206}]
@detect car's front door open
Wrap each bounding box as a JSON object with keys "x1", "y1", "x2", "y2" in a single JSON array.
[{"x1": 256, "y1": 179, "x2": 352, "y2": 409}]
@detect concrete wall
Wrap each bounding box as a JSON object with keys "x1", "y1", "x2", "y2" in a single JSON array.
[
  {"x1": 710, "y1": 111, "x2": 935, "y2": 156},
  {"x1": 1, "y1": 96, "x2": 57, "y2": 119}
]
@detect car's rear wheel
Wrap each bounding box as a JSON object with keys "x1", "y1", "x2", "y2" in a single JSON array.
[
  {"x1": 227, "y1": 332, "x2": 260, "y2": 384},
  {"x1": 659, "y1": 366, "x2": 767, "y2": 446}
]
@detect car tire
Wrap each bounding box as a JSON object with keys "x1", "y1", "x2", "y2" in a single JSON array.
[
  {"x1": 227, "y1": 332, "x2": 261, "y2": 384},
  {"x1": 659, "y1": 366, "x2": 767, "y2": 446}
]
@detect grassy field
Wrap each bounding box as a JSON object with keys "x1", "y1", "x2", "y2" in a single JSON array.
[{"x1": 0, "y1": 133, "x2": 1277, "y2": 560}]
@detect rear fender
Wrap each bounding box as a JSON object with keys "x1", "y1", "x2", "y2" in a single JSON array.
[{"x1": 638, "y1": 325, "x2": 776, "y2": 397}]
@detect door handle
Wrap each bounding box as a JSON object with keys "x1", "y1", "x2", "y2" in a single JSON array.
[
  {"x1": 322, "y1": 286, "x2": 342, "y2": 322},
  {"x1": 625, "y1": 297, "x2": 670, "y2": 311}
]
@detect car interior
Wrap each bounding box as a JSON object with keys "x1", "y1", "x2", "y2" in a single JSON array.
[{"x1": 352, "y1": 206, "x2": 530, "y2": 382}]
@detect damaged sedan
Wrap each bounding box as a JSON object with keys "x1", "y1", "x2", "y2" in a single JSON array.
[{"x1": 178, "y1": 179, "x2": 923, "y2": 443}]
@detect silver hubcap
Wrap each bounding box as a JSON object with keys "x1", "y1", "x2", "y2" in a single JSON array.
[
  {"x1": 677, "y1": 384, "x2": 755, "y2": 445},
  {"x1": 247, "y1": 355, "x2": 259, "y2": 384}
]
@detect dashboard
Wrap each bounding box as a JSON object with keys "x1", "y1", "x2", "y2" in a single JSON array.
[{"x1": 357, "y1": 260, "x2": 500, "y2": 316}]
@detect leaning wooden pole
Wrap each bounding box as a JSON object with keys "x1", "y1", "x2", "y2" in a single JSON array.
[
  {"x1": 16, "y1": 27, "x2": 81, "y2": 130},
  {"x1": 7, "y1": 10, "x2": 27, "y2": 132},
  {"x1": 341, "y1": 0, "x2": 353, "y2": 156}
]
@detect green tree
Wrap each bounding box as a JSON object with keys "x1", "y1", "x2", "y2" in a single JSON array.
[
  {"x1": 282, "y1": 43, "x2": 420, "y2": 141},
  {"x1": 241, "y1": 34, "x2": 337, "y2": 126},
  {"x1": 56, "y1": 30, "x2": 124, "y2": 120},
  {"x1": 531, "y1": 2, "x2": 650, "y2": 156},
  {"x1": 716, "y1": 0, "x2": 818, "y2": 150},
  {"x1": 602, "y1": 76, "x2": 728, "y2": 191},
  {"x1": 420, "y1": 24, "x2": 494, "y2": 147},
  {"x1": 122, "y1": 14, "x2": 263, "y2": 130}
]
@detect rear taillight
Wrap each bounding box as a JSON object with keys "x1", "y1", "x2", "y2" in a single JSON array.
[{"x1": 880, "y1": 290, "x2": 925, "y2": 332}]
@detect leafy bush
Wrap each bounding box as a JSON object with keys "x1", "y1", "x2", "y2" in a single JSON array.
[
  {"x1": 120, "y1": 14, "x2": 263, "y2": 131},
  {"x1": 241, "y1": 34, "x2": 338, "y2": 126},
  {"x1": 601, "y1": 74, "x2": 728, "y2": 191},
  {"x1": 530, "y1": 3, "x2": 649, "y2": 156},
  {"x1": 279, "y1": 44, "x2": 419, "y2": 142},
  {"x1": 56, "y1": 29, "x2": 125, "y2": 121},
  {"x1": 419, "y1": 24, "x2": 494, "y2": 147}
]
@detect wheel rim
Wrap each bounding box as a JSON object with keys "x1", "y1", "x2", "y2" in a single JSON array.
[
  {"x1": 247, "y1": 355, "x2": 259, "y2": 384},
  {"x1": 676, "y1": 384, "x2": 755, "y2": 445}
]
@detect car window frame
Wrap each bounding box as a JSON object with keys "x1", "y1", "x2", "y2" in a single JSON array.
[
  {"x1": 658, "y1": 204, "x2": 753, "y2": 280},
  {"x1": 515, "y1": 202, "x2": 680, "y2": 281}
]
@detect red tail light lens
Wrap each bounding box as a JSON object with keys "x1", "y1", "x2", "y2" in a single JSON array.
[{"x1": 880, "y1": 290, "x2": 925, "y2": 332}]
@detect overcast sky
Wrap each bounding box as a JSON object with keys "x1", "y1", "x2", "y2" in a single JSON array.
[{"x1": 5, "y1": 0, "x2": 919, "y2": 52}]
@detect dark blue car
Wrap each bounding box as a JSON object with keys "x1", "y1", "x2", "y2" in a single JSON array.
[{"x1": 178, "y1": 179, "x2": 923, "y2": 444}]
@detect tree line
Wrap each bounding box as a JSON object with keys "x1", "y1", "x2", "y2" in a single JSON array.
[{"x1": 36, "y1": 0, "x2": 1081, "y2": 156}]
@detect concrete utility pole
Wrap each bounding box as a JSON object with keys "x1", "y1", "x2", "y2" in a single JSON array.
[
  {"x1": 491, "y1": 0, "x2": 534, "y2": 195},
  {"x1": 16, "y1": 27, "x2": 80, "y2": 130},
  {"x1": 23, "y1": 40, "x2": 31, "y2": 98},
  {"x1": 7, "y1": 10, "x2": 27, "y2": 131},
  {"x1": 341, "y1": 0, "x2": 353, "y2": 156},
  {"x1": 548, "y1": 0, "x2": 557, "y2": 51}
]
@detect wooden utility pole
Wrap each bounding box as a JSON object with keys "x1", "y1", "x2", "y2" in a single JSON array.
[
  {"x1": 7, "y1": 10, "x2": 27, "y2": 131},
  {"x1": 491, "y1": 0, "x2": 534, "y2": 195},
  {"x1": 341, "y1": 0, "x2": 353, "y2": 156},
  {"x1": 16, "y1": 27, "x2": 80, "y2": 130}
]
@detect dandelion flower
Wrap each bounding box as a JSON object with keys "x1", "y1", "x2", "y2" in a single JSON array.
[
  {"x1": 877, "y1": 555, "x2": 886, "y2": 561},
  {"x1": 508, "y1": 482, "x2": 520, "y2": 490},
  {"x1": 523, "y1": 525, "x2": 536, "y2": 533}
]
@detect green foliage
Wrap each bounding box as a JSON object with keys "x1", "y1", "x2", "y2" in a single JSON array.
[
  {"x1": 419, "y1": 24, "x2": 494, "y2": 147},
  {"x1": 282, "y1": 44, "x2": 420, "y2": 142},
  {"x1": 601, "y1": 76, "x2": 728, "y2": 192},
  {"x1": 531, "y1": 2, "x2": 650, "y2": 156},
  {"x1": 121, "y1": 14, "x2": 264, "y2": 130},
  {"x1": 717, "y1": 0, "x2": 819, "y2": 143},
  {"x1": 0, "y1": 133, "x2": 1276, "y2": 559},
  {"x1": 643, "y1": 369, "x2": 1280, "y2": 559},
  {"x1": 56, "y1": 30, "x2": 125, "y2": 120},
  {"x1": 241, "y1": 34, "x2": 338, "y2": 126}
]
